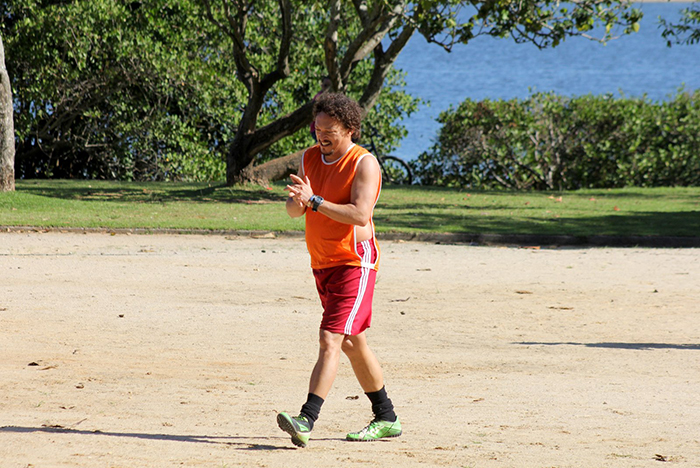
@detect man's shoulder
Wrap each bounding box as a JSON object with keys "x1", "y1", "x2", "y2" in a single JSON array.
[
  {"x1": 304, "y1": 145, "x2": 321, "y2": 157},
  {"x1": 347, "y1": 144, "x2": 378, "y2": 165},
  {"x1": 302, "y1": 145, "x2": 322, "y2": 165}
]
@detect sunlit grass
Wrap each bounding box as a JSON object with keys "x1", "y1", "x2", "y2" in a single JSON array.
[{"x1": 1, "y1": 180, "x2": 698, "y2": 237}]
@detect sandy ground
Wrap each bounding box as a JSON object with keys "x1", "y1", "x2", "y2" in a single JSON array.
[{"x1": 1, "y1": 231, "x2": 699, "y2": 468}]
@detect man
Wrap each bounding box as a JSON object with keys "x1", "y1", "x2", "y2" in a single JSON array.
[{"x1": 278, "y1": 93, "x2": 401, "y2": 448}]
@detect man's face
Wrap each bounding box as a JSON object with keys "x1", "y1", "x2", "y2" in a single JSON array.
[{"x1": 314, "y1": 112, "x2": 353, "y2": 159}]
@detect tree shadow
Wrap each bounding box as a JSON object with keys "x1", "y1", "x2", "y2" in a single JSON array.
[
  {"x1": 0, "y1": 425, "x2": 297, "y2": 451},
  {"x1": 514, "y1": 342, "x2": 700, "y2": 350},
  {"x1": 374, "y1": 208, "x2": 700, "y2": 240},
  {"x1": 380, "y1": 185, "x2": 697, "y2": 200}
]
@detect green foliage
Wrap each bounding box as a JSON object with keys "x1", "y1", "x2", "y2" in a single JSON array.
[
  {"x1": 2, "y1": 0, "x2": 645, "y2": 183},
  {"x1": 2, "y1": 0, "x2": 245, "y2": 181},
  {"x1": 2, "y1": 0, "x2": 420, "y2": 181},
  {"x1": 441, "y1": 0, "x2": 642, "y2": 48},
  {"x1": 413, "y1": 90, "x2": 700, "y2": 190},
  {"x1": 661, "y1": 2, "x2": 700, "y2": 46}
]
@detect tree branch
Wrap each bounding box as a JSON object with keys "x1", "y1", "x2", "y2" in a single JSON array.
[
  {"x1": 260, "y1": 0, "x2": 292, "y2": 90},
  {"x1": 202, "y1": 0, "x2": 258, "y2": 92},
  {"x1": 340, "y1": 4, "x2": 402, "y2": 78},
  {"x1": 325, "y1": 0, "x2": 342, "y2": 90},
  {"x1": 247, "y1": 100, "x2": 314, "y2": 156}
]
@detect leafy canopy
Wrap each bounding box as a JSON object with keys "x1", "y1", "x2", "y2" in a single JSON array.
[{"x1": 2, "y1": 0, "x2": 644, "y2": 183}]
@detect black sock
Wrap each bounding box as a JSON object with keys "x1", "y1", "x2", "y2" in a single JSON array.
[
  {"x1": 299, "y1": 393, "x2": 324, "y2": 429},
  {"x1": 366, "y1": 386, "x2": 397, "y2": 422}
]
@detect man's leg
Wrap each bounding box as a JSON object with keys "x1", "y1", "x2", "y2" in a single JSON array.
[
  {"x1": 341, "y1": 331, "x2": 384, "y2": 393},
  {"x1": 309, "y1": 329, "x2": 345, "y2": 398},
  {"x1": 342, "y1": 332, "x2": 402, "y2": 441},
  {"x1": 277, "y1": 329, "x2": 344, "y2": 447}
]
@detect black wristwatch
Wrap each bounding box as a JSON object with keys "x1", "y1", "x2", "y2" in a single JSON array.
[{"x1": 307, "y1": 194, "x2": 324, "y2": 212}]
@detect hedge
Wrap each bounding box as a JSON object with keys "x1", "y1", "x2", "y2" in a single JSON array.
[{"x1": 412, "y1": 90, "x2": 700, "y2": 190}]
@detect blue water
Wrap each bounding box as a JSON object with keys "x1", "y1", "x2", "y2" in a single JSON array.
[{"x1": 392, "y1": 2, "x2": 700, "y2": 161}]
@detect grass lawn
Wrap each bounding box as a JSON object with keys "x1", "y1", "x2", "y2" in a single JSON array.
[{"x1": 1, "y1": 179, "x2": 699, "y2": 238}]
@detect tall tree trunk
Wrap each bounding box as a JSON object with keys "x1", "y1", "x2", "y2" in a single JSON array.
[
  {"x1": 226, "y1": 132, "x2": 255, "y2": 185},
  {"x1": 0, "y1": 34, "x2": 15, "y2": 192}
]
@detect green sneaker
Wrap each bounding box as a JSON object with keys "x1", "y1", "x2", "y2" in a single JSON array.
[
  {"x1": 277, "y1": 412, "x2": 312, "y2": 448},
  {"x1": 346, "y1": 417, "x2": 402, "y2": 442}
]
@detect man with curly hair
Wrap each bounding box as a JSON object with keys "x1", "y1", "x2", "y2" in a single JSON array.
[{"x1": 278, "y1": 93, "x2": 401, "y2": 447}]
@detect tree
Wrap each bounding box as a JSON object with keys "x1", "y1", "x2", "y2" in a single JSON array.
[
  {"x1": 0, "y1": 33, "x2": 13, "y2": 191},
  {"x1": 203, "y1": 0, "x2": 643, "y2": 185},
  {"x1": 3, "y1": 0, "x2": 243, "y2": 181},
  {"x1": 2, "y1": 1, "x2": 643, "y2": 185},
  {"x1": 2, "y1": 0, "x2": 417, "y2": 182},
  {"x1": 661, "y1": 2, "x2": 700, "y2": 46}
]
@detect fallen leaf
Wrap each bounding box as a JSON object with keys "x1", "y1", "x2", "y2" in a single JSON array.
[{"x1": 613, "y1": 206, "x2": 620, "y2": 211}]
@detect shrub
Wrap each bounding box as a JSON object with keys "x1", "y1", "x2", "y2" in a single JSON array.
[{"x1": 412, "y1": 90, "x2": 700, "y2": 189}]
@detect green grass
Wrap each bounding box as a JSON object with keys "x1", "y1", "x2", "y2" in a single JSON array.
[{"x1": 1, "y1": 179, "x2": 699, "y2": 238}]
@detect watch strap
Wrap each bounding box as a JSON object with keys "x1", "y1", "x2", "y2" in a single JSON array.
[{"x1": 309, "y1": 194, "x2": 324, "y2": 212}]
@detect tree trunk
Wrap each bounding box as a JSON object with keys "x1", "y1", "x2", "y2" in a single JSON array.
[
  {"x1": 0, "y1": 34, "x2": 15, "y2": 192},
  {"x1": 226, "y1": 100, "x2": 314, "y2": 185},
  {"x1": 240, "y1": 149, "x2": 304, "y2": 186}
]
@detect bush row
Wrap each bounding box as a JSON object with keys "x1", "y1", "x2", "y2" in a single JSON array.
[{"x1": 411, "y1": 90, "x2": 700, "y2": 190}]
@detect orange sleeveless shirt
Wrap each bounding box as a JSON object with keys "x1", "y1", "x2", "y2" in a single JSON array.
[{"x1": 302, "y1": 144, "x2": 381, "y2": 271}]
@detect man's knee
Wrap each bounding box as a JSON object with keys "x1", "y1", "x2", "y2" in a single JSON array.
[
  {"x1": 342, "y1": 333, "x2": 369, "y2": 357},
  {"x1": 341, "y1": 336, "x2": 356, "y2": 356},
  {"x1": 319, "y1": 329, "x2": 344, "y2": 353}
]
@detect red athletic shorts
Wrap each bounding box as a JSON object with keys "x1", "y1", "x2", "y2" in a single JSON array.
[{"x1": 313, "y1": 239, "x2": 378, "y2": 336}]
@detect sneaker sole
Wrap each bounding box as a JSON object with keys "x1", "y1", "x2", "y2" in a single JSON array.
[
  {"x1": 276, "y1": 413, "x2": 309, "y2": 448},
  {"x1": 346, "y1": 430, "x2": 402, "y2": 442}
]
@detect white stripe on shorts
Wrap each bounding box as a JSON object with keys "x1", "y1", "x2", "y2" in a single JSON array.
[{"x1": 344, "y1": 240, "x2": 372, "y2": 335}]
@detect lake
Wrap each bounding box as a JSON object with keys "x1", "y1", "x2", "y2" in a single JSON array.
[{"x1": 391, "y1": 2, "x2": 700, "y2": 161}]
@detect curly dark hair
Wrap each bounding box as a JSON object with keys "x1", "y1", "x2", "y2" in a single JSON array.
[{"x1": 313, "y1": 93, "x2": 363, "y2": 142}]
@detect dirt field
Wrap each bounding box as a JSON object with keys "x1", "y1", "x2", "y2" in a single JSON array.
[{"x1": 1, "y1": 231, "x2": 698, "y2": 468}]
